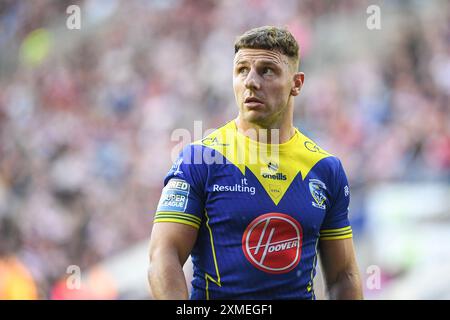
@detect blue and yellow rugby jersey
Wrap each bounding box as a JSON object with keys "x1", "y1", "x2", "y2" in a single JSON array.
[{"x1": 154, "y1": 120, "x2": 352, "y2": 299}]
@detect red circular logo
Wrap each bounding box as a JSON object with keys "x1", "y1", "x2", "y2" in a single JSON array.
[{"x1": 242, "y1": 213, "x2": 303, "y2": 274}]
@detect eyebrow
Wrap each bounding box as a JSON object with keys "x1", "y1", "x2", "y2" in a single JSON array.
[
  {"x1": 234, "y1": 59, "x2": 248, "y2": 65},
  {"x1": 258, "y1": 60, "x2": 280, "y2": 67},
  {"x1": 235, "y1": 60, "x2": 280, "y2": 67}
]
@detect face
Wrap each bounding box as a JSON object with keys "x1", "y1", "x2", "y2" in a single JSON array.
[{"x1": 233, "y1": 48, "x2": 304, "y2": 127}]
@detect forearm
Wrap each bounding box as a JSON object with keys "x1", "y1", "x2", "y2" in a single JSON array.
[
  {"x1": 148, "y1": 250, "x2": 189, "y2": 300},
  {"x1": 326, "y1": 268, "x2": 363, "y2": 300}
]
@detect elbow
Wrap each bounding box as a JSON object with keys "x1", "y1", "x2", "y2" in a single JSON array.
[{"x1": 326, "y1": 269, "x2": 363, "y2": 300}]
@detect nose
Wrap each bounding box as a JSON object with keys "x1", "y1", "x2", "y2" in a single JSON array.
[{"x1": 244, "y1": 69, "x2": 261, "y2": 91}]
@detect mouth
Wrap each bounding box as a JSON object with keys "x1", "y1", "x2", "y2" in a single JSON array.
[{"x1": 244, "y1": 96, "x2": 264, "y2": 108}]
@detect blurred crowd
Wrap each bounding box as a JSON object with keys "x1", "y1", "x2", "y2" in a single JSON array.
[{"x1": 0, "y1": 0, "x2": 449, "y2": 298}]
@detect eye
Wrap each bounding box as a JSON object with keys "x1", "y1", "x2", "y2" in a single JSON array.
[
  {"x1": 238, "y1": 67, "x2": 249, "y2": 75},
  {"x1": 262, "y1": 67, "x2": 274, "y2": 75}
]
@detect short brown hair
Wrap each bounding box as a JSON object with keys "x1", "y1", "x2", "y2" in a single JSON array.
[{"x1": 234, "y1": 26, "x2": 299, "y2": 67}]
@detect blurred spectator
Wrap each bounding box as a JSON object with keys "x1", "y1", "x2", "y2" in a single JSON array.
[{"x1": 0, "y1": 216, "x2": 38, "y2": 299}]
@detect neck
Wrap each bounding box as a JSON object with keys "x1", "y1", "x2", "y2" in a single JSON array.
[{"x1": 235, "y1": 105, "x2": 295, "y2": 144}]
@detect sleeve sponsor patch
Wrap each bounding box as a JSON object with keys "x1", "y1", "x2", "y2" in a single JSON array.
[{"x1": 156, "y1": 178, "x2": 190, "y2": 212}]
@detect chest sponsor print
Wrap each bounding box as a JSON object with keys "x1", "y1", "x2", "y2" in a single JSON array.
[{"x1": 242, "y1": 213, "x2": 303, "y2": 274}]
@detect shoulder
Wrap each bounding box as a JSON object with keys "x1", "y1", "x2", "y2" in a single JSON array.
[
  {"x1": 295, "y1": 129, "x2": 346, "y2": 179},
  {"x1": 193, "y1": 120, "x2": 236, "y2": 148},
  {"x1": 317, "y1": 155, "x2": 344, "y2": 172},
  {"x1": 168, "y1": 121, "x2": 236, "y2": 179},
  {"x1": 296, "y1": 129, "x2": 334, "y2": 159}
]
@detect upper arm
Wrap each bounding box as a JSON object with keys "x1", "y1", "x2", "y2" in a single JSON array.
[
  {"x1": 319, "y1": 157, "x2": 355, "y2": 276},
  {"x1": 150, "y1": 176, "x2": 203, "y2": 264},
  {"x1": 318, "y1": 238, "x2": 363, "y2": 300},
  {"x1": 149, "y1": 221, "x2": 198, "y2": 266},
  {"x1": 317, "y1": 158, "x2": 362, "y2": 298},
  {"x1": 319, "y1": 238, "x2": 359, "y2": 285},
  {"x1": 150, "y1": 145, "x2": 206, "y2": 264}
]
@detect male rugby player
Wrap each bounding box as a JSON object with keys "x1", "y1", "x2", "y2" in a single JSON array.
[{"x1": 148, "y1": 26, "x2": 363, "y2": 299}]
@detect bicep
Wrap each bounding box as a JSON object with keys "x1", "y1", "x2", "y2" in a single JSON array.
[
  {"x1": 151, "y1": 173, "x2": 204, "y2": 265},
  {"x1": 149, "y1": 222, "x2": 199, "y2": 266},
  {"x1": 319, "y1": 238, "x2": 359, "y2": 285}
]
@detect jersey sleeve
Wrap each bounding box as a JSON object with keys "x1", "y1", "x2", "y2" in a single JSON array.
[
  {"x1": 154, "y1": 144, "x2": 206, "y2": 229},
  {"x1": 319, "y1": 158, "x2": 353, "y2": 240}
]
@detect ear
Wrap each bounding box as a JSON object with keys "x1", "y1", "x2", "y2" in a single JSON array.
[{"x1": 290, "y1": 72, "x2": 305, "y2": 96}]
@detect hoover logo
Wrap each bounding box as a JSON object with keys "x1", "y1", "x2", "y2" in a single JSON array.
[{"x1": 242, "y1": 213, "x2": 303, "y2": 274}]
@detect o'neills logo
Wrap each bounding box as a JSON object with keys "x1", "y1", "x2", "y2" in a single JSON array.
[
  {"x1": 242, "y1": 213, "x2": 303, "y2": 274},
  {"x1": 261, "y1": 172, "x2": 287, "y2": 180}
]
